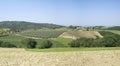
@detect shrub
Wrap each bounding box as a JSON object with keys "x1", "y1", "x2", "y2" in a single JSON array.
[
  {"x1": 0, "y1": 40, "x2": 3, "y2": 47},
  {"x1": 0, "y1": 42, "x2": 16, "y2": 48},
  {"x1": 21, "y1": 38, "x2": 37, "y2": 48},
  {"x1": 69, "y1": 38, "x2": 94, "y2": 47},
  {"x1": 69, "y1": 31, "x2": 120, "y2": 48},
  {"x1": 52, "y1": 41, "x2": 66, "y2": 48},
  {"x1": 68, "y1": 39, "x2": 80, "y2": 47},
  {"x1": 0, "y1": 40, "x2": 3, "y2": 46},
  {"x1": 36, "y1": 40, "x2": 53, "y2": 49}
]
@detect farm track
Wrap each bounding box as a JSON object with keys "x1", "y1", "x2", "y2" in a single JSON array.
[
  {"x1": 0, "y1": 48, "x2": 120, "y2": 66},
  {"x1": 15, "y1": 34, "x2": 42, "y2": 39}
]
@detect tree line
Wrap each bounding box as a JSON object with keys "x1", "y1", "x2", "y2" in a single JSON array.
[
  {"x1": 0, "y1": 39, "x2": 53, "y2": 49},
  {"x1": 0, "y1": 41, "x2": 16, "y2": 48},
  {"x1": 21, "y1": 39, "x2": 53, "y2": 49},
  {"x1": 107, "y1": 26, "x2": 120, "y2": 30},
  {"x1": 69, "y1": 31, "x2": 120, "y2": 47},
  {"x1": 0, "y1": 31, "x2": 120, "y2": 49}
]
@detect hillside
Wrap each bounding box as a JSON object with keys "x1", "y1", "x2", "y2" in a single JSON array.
[
  {"x1": 19, "y1": 28, "x2": 66, "y2": 38},
  {"x1": 59, "y1": 30, "x2": 103, "y2": 39},
  {"x1": 107, "y1": 26, "x2": 120, "y2": 30},
  {"x1": 0, "y1": 21, "x2": 64, "y2": 30}
]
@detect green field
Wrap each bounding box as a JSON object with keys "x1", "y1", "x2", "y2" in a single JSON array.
[
  {"x1": 105, "y1": 30, "x2": 120, "y2": 35},
  {"x1": 26, "y1": 47, "x2": 120, "y2": 52},
  {"x1": 0, "y1": 34, "x2": 25, "y2": 47},
  {"x1": 52, "y1": 37, "x2": 72, "y2": 45},
  {"x1": 0, "y1": 34, "x2": 73, "y2": 48},
  {"x1": 19, "y1": 28, "x2": 67, "y2": 38}
]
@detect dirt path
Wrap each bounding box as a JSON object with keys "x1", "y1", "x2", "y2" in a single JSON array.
[{"x1": 15, "y1": 34, "x2": 42, "y2": 39}]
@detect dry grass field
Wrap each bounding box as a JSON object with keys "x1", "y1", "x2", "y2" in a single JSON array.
[
  {"x1": 0, "y1": 48, "x2": 120, "y2": 66},
  {"x1": 59, "y1": 30, "x2": 103, "y2": 39}
]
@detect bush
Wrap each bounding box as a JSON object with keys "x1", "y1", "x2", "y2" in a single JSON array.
[
  {"x1": 52, "y1": 41, "x2": 66, "y2": 48},
  {"x1": 1, "y1": 42, "x2": 16, "y2": 48},
  {"x1": 0, "y1": 40, "x2": 3, "y2": 45},
  {"x1": 69, "y1": 31, "x2": 120, "y2": 47},
  {"x1": 36, "y1": 40, "x2": 53, "y2": 49},
  {"x1": 21, "y1": 38, "x2": 37, "y2": 48},
  {"x1": 69, "y1": 38, "x2": 94, "y2": 47},
  {"x1": 0, "y1": 41, "x2": 16, "y2": 48}
]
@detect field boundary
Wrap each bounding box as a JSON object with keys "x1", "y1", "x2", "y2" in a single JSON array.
[{"x1": 26, "y1": 47, "x2": 120, "y2": 52}]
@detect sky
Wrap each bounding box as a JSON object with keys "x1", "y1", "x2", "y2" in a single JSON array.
[{"x1": 0, "y1": 0, "x2": 120, "y2": 26}]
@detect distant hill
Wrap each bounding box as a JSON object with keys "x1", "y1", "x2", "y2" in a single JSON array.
[
  {"x1": 107, "y1": 26, "x2": 120, "y2": 30},
  {"x1": 0, "y1": 21, "x2": 64, "y2": 30}
]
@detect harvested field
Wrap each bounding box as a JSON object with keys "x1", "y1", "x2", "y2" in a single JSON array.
[
  {"x1": 0, "y1": 48, "x2": 120, "y2": 66},
  {"x1": 59, "y1": 30, "x2": 103, "y2": 39}
]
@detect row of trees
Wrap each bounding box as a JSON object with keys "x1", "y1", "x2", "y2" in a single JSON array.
[
  {"x1": 69, "y1": 31, "x2": 120, "y2": 47},
  {"x1": 68, "y1": 25, "x2": 107, "y2": 30},
  {"x1": 21, "y1": 39, "x2": 53, "y2": 49},
  {"x1": 0, "y1": 41, "x2": 16, "y2": 48},
  {"x1": 0, "y1": 39, "x2": 53, "y2": 49},
  {"x1": 107, "y1": 26, "x2": 120, "y2": 30},
  {"x1": 20, "y1": 30, "x2": 65, "y2": 38}
]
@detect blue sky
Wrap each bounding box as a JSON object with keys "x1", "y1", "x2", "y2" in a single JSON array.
[{"x1": 0, "y1": 0, "x2": 120, "y2": 26}]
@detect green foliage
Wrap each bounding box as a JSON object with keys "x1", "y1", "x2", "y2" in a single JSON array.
[
  {"x1": 0, "y1": 40, "x2": 16, "y2": 48},
  {"x1": 105, "y1": 30, "x2": 120, "y2": 35},
  {"x1": 20, "y1": 29, "x2": 65, "y2": 38},
  {"x1": 0, "y1": 42, "x2": 16, "y2": 48},
  {"x1": 36, "y1": 40, "x2": 53, "y2": 49},
  {"x1": 22, "y1": 38, "x2": 37, "y2": 48},
  {"x1": 0, "y1": 21, "x2": 64, "y2": 30},
  {"x1": 53, "y1": 37, "x2": 72, "y2": 46},
  {"x1": 0, "y1": 40, "x2": 3, "y2": 46},
  {"x1": 68, "y1": 25, "x2": 77, "y2": 29},
  {"x1": 51, "y1": 40, "x2": 66, "y2": 48},
  {"x1": 0, "y1": 34, "x2": 25, "y2": 48},
  {"x1": 107, "y1": 26, "x2": 120, "y2": 30},
  {"x1": 26, "y1": 47, "x2": 120, "y2": 52},
  {"x1": 69, "y1": 31, "x2": 120, "y2": 47},
  {"x1": 69, "y1": 38, "x2": 94, "y2": 47}
]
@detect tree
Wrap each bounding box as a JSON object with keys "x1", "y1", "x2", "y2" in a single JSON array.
[
  {"x1": 0, "y1": 40, "x2": 3, "y2": 46},
  {"x1": 22, "y1": 38, "x2": 37, "y2": 48},
  {"x1": 0, "y1": 42, "x2": 16, "y2": 48},
  {"x1": 36, "y1": 40, "x2": 53, "y2": 49},
  {"x1": 68, "y1": 25, "x2": 77, "y2": 29}
]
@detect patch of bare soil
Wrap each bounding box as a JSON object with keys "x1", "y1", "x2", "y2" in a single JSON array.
[{"x1": 59, "y1": 30, "x2": 103, "y2": 39}]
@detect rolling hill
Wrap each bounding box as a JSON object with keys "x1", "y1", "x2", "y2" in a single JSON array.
[
  {"x1": 107, "y1": 26, "x2": 120, "y2": 30},
  {"x1": 0, "y1": 21, "x2": 64, "y2": 30},
  {"x1": 59, "y1": 30, "x2": 103, "y2": 39}
]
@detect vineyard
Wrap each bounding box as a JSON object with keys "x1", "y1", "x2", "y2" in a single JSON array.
[{"x1": 19, "y1": 29, "x2": 66, "y2": 38}]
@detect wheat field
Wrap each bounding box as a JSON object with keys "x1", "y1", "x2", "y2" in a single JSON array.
[{"x1": 0, "y1": 48, "x2": 120, "y2": 66}]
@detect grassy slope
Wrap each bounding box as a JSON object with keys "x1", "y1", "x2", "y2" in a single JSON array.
[
  {"x1": 52, "y1": 37, "x2": 72, "y2": 45},
  {"x1": 0, "y1": 34, "x2": 25, "y2": 47},
  {"x1": 19, "y1": 28, "x2": 67, "y2": 38},
  {"x1": 105, "y1": 30, "x2": 120, "y2": 35},
  {"x1": 50, "y1": 37, "x2": 73, "y2": 48},
  {"x1": 26, "y1": 47, "x2": 120, "y2": 52},
  {"x1": 0, "y1": 21, "x2": 64, "y2": 30}
]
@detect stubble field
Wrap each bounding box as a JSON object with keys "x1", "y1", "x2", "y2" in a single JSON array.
[{"x1": 0, "y1": 48, "x2": 120, "y2": 66}]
